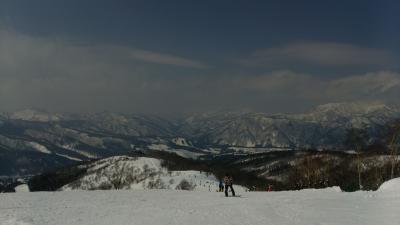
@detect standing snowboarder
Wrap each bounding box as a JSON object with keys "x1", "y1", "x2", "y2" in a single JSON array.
[{"x1": 223, "y1": 173, "x2": 235, "y2": 197}]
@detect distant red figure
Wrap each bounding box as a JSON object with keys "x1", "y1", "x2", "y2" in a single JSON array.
[{"x1": 267, "y1": 184, "x2": 273, "y2": 192}]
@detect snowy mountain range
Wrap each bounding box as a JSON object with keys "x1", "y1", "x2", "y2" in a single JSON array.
[
  {"x1": 181, "y1": 102, "x2": 399, "y2": 149},
  {"x1": 0, "y1": 102, "x2": 399, "y2": 176}
]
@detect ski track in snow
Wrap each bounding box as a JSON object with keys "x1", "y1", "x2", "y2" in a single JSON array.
[{"x1": 0, "y1": 189, "x2": 399, "y2": 225}]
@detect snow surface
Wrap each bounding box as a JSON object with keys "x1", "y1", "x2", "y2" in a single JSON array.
[
  {"x1": 14, "y1": 184, "x2": 30, "y2": 192},
  {"x1": 27, "y1": 142, "x2": 51, "y2": 154},
  {"x1": 147, "y1": 144, "x2": 204, "y2": 159},
  {"x1": 60, "y1": 156, "x2": 246, "y2": 192},
  {"x1": 378, "y1": 177, "x2": 400, "y2": 193},
  {"x1": 1, "y1": 187, "x2": 399, "y2": 225},
  {"x1": 55, "y1": 153, "x2": 82, "y2": 162},
  {"x1": 61, "y1": 144, "x2": 98, "y2": 159},
  {"x1": 171, "y1": 137, "x2": 191, "y2": 147}
]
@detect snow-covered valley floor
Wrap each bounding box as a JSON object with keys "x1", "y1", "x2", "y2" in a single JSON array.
[{"x1": 1, "y1": 187, "x2": 399, "y2": 225}]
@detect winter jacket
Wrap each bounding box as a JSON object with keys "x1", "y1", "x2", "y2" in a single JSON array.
[{"x1": 224, "y1": 176, "x2": 233, "y2": 186}]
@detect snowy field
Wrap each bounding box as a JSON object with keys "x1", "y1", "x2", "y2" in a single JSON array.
[{"x1": 1, "y1": 182, "x2": 399, "y2": 225}]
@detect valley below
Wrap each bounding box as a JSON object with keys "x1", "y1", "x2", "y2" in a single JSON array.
[{"x1": 1, "y1": 102, "x2": 399, "y2": 192}]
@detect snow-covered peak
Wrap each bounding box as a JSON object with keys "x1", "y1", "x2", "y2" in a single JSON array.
[
  {"x1": 10, "y1": 109, "x2": 61, "y2": 122},
  {"x1": 80, "y1": 112, "x2": 129, "y2": 123},
  {"x1": 313, "y1": 102, "x2": 392, "y2": 116},
  {"x1": 290, "y1": 102, "x2": 400, "y2": 124}
]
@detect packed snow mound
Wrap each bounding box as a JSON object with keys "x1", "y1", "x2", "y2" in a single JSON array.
[
  {"x1": 329, "y1": 186, "x2": 342, "y2": 192},
  {"x1": 319, "y1": 186, "x2": 342, "y2": 192},
  {"x1": 61, "y1": 156, "x2": 244, "y2": 192},
  {"x1": 378, "y1": 178, "x2": 400, "y2": 192},
  {"x1": 14, "y1": 184, "x2": 30, "y2": 192},
  {"x1": 298, "y1": 186, "x2": 342, "y2": 193}
]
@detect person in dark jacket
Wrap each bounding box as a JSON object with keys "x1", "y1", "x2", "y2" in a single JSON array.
[
  {"x1": 219, "y1": 179, "x2": 224, "y2": 192},
  {"x1": 223, "y1": 173, "x2": 235, "y2": 197}
]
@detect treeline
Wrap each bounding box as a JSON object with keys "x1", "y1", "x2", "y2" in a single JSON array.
[
  {"x1": 146, "y1": 149, "x2": 400, "y2": 192},
  {"x1": 286, "y1": 153, "x2": 400, "y2": 191},
  {"x1": 28, "y1": 161, "x2": 89, "y2": 191}
]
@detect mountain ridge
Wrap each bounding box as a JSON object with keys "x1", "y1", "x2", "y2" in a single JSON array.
[{"x1": 1, "y1": 102, "x2": 399, "y2": 176}]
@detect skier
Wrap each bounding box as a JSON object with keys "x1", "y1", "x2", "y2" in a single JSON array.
[
  {"x1": 223, "y1": 173, "x2": 235, "y2": 197},
  {"x1": 267, "y1": 184, "x2": 273, "y2": 192},
  {"x1": 218, "y1": 179, "x2": 224, "y2": 192}
]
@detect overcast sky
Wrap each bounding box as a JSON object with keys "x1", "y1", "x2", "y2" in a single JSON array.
[{"x1": 0, "y1": 0, "x2": 399, "y2": 114}]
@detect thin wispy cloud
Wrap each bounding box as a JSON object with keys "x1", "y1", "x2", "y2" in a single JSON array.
[
  {"x1": 0, "y1": 30, "x2": 399, "y2": 114},
  {"x1": 327, "y1": 71, "x2": 400, "y2": 98},
  {"x1": 0, "y1": 30, "x2": 207, "y2": 72},
  {"x1": 0, "y1": 30, "x2": 208, "y2": 112},
  {"x1": 238, "y1": 70, "x2": 400, "y2": 105},
  {"x1": 129, "y1": 49, "x2": 207, "y2": 69},
  {"x1": 241, "y1": 42, "x2": 396, "y2": 67}
]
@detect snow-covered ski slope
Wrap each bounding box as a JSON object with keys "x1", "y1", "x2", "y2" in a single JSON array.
[
  {"x1": 60, "y1": 156, "x2": 246, "y2": 192},
  {"x1": 1, "y1": 179, "x2": 399, "y2": 225}
]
